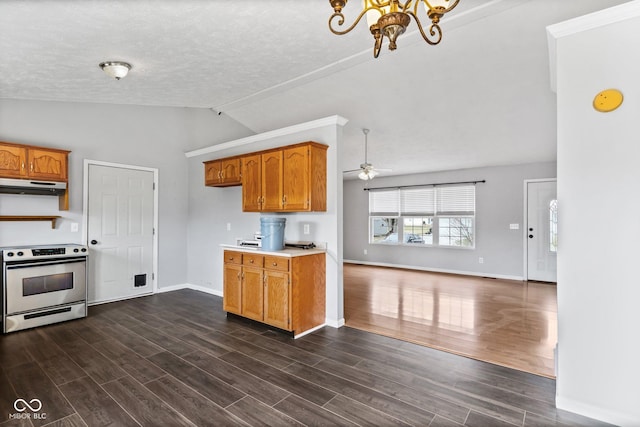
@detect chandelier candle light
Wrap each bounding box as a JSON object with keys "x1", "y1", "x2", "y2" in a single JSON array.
[{"x1": 328, "y1": 0, "x2": 460, "y2": 58}]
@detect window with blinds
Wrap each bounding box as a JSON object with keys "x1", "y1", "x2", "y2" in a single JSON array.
[{"x1": 369, "y1": 184, "x2": 476, "y2": 247}]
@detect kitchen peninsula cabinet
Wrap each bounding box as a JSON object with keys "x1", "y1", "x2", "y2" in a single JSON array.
[
  {"x1": 222, "y1": 251, "x2": 242, "y2": 315},
  {"x1": 0, "y1": 141, "x2": 70, "y2": 210},
  {"x1": 241, "y1": 142, "x2": 327, "y2": 212},
  {"x1": 204, "y1": 156, "x2": 241, "y2": 187},
  {"x1": 222, "y1": 248, "x2": 326, "y2": 336}
]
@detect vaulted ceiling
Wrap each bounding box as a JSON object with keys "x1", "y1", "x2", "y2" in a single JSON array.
[{"x1": 0, "y1": 0, "x2": 629, "y2": 176}]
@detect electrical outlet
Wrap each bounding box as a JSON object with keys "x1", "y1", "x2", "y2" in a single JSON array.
[
  {"x1": 478, "y1": 257, "x2": 484, "y2": 264},
  {"x1": 303, "y1": 224, "x2": 310, "y2": 234},
  {"x1": 364, "y1": 249, "x2": 368, "y2": 255},
  {"x1": 227, "y1": 223, "x2": 231, "y2": 231},
  {"x1": 509, "y1": 223, "x2": 520, "y2": 230}
]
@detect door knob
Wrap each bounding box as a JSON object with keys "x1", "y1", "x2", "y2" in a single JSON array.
[
  {"x1": 528, "y1": 235, "x2": 534, "y2": 239},
  {"x1": 529, "y1": 227, "x2": 533, "y2": 231},
  {"x1": 90, "y1": 240, "x2": 98, "y2": 245}
]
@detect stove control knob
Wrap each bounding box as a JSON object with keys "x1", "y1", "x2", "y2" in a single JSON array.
[
  {"x1": 81, "y1": 248, "x2": 87, "y2": 252},
  {"x1": 6, "y1": 252, "x2": 14, "y2": 257},
  {"x1": 17, "y1": 251, "x2": 24, "y2": 257},
  {"x1": 73, "y1": 248, "x2": 79, "y2": 253}
]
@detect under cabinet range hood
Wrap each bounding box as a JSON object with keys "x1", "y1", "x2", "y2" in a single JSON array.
[{"x1": 0, "y1": 178, "x2": 66, "y2": 196}]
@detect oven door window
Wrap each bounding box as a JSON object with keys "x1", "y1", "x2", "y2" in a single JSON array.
[
  {"x1": 23, "y1": 272, "x2": 74, "y2": 296},
  {"x1": 5, "y1": 259, "x2": 86, "y2": 315}
]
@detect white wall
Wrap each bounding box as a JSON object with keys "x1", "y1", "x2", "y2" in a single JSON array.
[
  {"x1": 550, "y1": 4, "x2": 640, "y2": 425},
  {"x1": 185, "y1": 117, "x2": 346, "y2": 326},
  {"x1": 0, "y1": 99, "x2": 251, "y2": 289},
  {"x1": 343, "y1": 162, "x2": 556, "y2": 280}
]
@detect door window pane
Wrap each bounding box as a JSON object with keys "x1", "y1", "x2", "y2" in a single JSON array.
[{"x1": 549, "y1": 199, "x2": 558, "y2": 252}]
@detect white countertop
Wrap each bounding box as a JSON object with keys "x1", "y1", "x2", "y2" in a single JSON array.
[{"x1": 220, "y1": 244, "x2": 326, "y2": 258}]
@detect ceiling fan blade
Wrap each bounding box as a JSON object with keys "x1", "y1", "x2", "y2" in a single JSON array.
[
  {"x1": 373, "y1": 168, "x2": 392, "y2": 172},
  {"x1": 342, "y1": 169, "x2": 362, "y2": 173}
]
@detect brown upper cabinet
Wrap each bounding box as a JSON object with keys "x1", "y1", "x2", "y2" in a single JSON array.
[
  {"x1": 241, "y1": 142, "x2": 327, "y2": 212},
  {"x1": 0, "y1": 141, "x2": 70, "y2": 210},
  {"x1": 203, "y1": 156, "x2": 242, "y2": 187},
  {"x1": 0, "y1": 141, "x2": 69, "y2": 182}
]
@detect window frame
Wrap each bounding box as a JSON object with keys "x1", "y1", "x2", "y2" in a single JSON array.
[{"x1": 368, "y1": 184, "x2": 476, "y2": 249}]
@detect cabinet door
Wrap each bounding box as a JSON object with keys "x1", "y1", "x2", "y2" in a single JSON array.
[
  {"x1": 264, "y1": 270, "x2": 290, "y2": 330},
  {"x1": 0, "y1": 143, "x2": 27, "y2": 178},
  {"x1": 261, "y1": 150, "x2": 283, "y2": 211},
  {"x1": 223, "y1": 263, "x2": 242, "y2": 315},
  {"x1": 282, "y1": 145, "x2": 310, "y2": 211},
  {"x1": 204, "y1": 160, "x2": 222, "y2": 186},
  {"x1": 28, "y1": 149, "x2": 67, "y2": 181},
  {"x1": 221, "y1": 158, "x2": 241, "y2": 185},
  {"x1": 241, "y1": 266, "x2": 264, "y2": 321},
  {"x1": 242, "y1": 154, "x2": 262, "y2": 211}
]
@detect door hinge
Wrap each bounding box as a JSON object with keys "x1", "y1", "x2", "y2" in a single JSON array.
[
  {"x1": 153, "y1": 182, "x2": 156, "y2": 190},
  {"x1": 152, "y1": 272, "x2": 155, "y2": 280},
  {"x1": 153, "y1": 228, "x2": 156, "y2": 235}
]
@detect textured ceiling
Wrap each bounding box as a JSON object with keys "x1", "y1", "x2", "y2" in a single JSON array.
[{"x1": 0, "y1": 0, "x2": 630, "y2": 176}]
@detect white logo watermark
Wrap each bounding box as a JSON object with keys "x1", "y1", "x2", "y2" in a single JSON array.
[{"x1": 8, "y1": 398, "x2": 46, "y2": 420}]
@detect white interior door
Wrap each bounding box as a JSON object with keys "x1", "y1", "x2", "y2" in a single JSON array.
[
  {"x1": 87, "y1": 163, "x2": 155, "y2": 303},
  {"x1": 527, "y1": 180, "x2": 557, "y2": 282}
]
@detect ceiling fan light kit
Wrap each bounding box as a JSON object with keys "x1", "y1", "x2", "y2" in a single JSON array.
[
  {"x1": 344, "y1": 128, "x2": 391, "y2": 180},
  {"x1": 99, "y1": 61, "x2": 131, "y2": 80},
  {"x1": 328, "y1": 0, "x2": 460, "y2": 58}
]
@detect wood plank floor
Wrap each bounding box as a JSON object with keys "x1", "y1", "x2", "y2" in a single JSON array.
[
  {"x1": 0, "y1": 289, "x2": 608, "y2": 427},
  {"x1": 344, "y1": 263, "x2": 557, "y2": 378}
]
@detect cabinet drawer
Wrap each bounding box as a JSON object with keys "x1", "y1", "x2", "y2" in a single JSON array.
[
  {"x1": 263, "y1": 256, "x2": 289, "y2": 272},
  {"x1": 224, "y1": 251, "x2": 243, "y2": 264},
  {"x1": 242, "y1": 253, "x2": 264, "y2": 267}
]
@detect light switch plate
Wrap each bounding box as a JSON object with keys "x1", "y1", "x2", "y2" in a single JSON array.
[{"x1": 509, "y1": 223, "x2": 519, "y2": 230}]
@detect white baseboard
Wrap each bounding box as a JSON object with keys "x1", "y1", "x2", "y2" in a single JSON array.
[
  {"x1": 343, "y1": 259, "x2": 524, "y2": 281},
  {"x1": 556, "y1": 395, "x2": 637, "y2": 427},
  {"x1": 325, "y1": 318, "x2": 345, "y2": 328},
  {"x1": 156, "y1": 283, "x2": 223, "y2": 297},
  {"x1": 294, "y1": 324, "x2": 326, "y2": 339}
]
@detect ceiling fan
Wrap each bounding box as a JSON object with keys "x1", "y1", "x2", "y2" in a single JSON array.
[{"x1": 343, "y1": 128, "x2": 391, "y2": 180}]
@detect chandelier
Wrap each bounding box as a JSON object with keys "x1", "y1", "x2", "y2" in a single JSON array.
[{"x1": 328, "y1": 0, "x2": 460, "y2": 58}]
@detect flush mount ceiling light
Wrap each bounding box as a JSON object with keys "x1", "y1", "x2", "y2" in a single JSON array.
[
  {"x1": 328, "y1": 0, "x2": 460, "y2": 58},
  {"x1": 99, "y1": 61, "x2": 131, "y2": 80}
]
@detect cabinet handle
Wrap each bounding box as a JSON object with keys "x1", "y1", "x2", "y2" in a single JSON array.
[
  {"x1": 30, "y1": 162, "x2": 34, "y2": 172},
  {"x1": 282, "y1": 195, "x2": 287, "y2": 206},
  {"x1": 272, "y1": 262, "x2": 277, "y2": 266},
  {"x1": 221, "y1": 171, "x2": 224, "y2": 179},
  {"x1": 21, "y1": 162, "x2": 25, "y2": 170},
  {"x1": 250, "y1": 259, "x2": 254, "y2": 263},
  {"x1": 237, "y1": 272, "x2": 240, "y2": 279},
  {"x1": 228, "y1": 257, "x2": 234, "y2": 261}
]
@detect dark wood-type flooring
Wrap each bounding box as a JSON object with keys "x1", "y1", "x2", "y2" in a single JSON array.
[{"x1": 0, "y1": 289, "x2": 609, "y2": 426}]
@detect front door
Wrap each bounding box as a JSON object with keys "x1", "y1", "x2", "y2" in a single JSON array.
[
  {"x1": 87, "y1": 163, "x2": 156, "y2": 303},
  {"x1": 526, "y1": 180, "x2": 557, "y2": 282}
]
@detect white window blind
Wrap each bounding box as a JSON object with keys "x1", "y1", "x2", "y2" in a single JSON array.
[
  {"x1": 400, "y1": 187, "x2": 435, "y2": 215},
  {"x1": 369, "y1": 190, "x2": 399, "y2": 215},
  {"x1": 436, "y1": 185, "x2": 475, "y2": 215}
]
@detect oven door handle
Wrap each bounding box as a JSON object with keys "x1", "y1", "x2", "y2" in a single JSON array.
[{"x1": 6, "y1": 258, "x2": 87, "y2": 270}]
